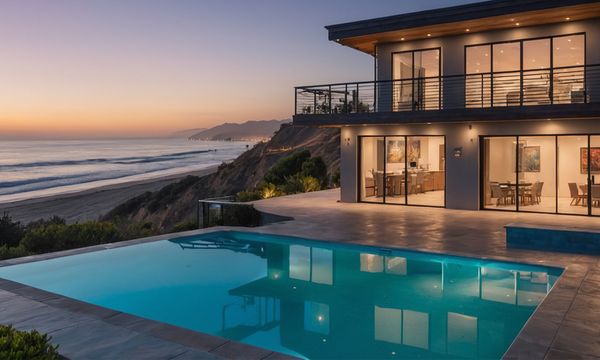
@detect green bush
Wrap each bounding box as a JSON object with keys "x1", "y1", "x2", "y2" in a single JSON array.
[
  {"x1": 300, "y1": 156, "x2": 328, "y2": 187},
  {"x1": 0, "y1": 246, "x2": 30, "y2": 261},
  {"x1": 282, "y1": 175, "x2": 321, "y2": 194},
  {"x1": 264, "y1": 149, "x2": 311, "y2": 185},
  {"x1": 261, "y1": 183, "x2": 281, "y2": 199},
  {"x1": 0, "y1": 325, "x2": 59, "y2": 360},
  {"x1": 0, "y1": 213, "x2": 24, "y2": 248},
  {"x1": 21, "y1": 221, "x2": 123, "y2": 254},
  {"x1": 235, "y1": 190, "x2": 263, "y2": 202},
  {"x1": 171, "y1": 221, "x2": 197, "y2": 232}
]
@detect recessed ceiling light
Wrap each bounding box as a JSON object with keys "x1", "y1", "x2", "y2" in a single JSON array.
[
  {"x1": 466, "y1": 28, "x2": 470, "y2": 32},
  {"x1": 566, "y1": 17, "x2": 571, "y2": 21},
  {"x1": 515, "y1": 22, "x2": 520, "y2": 26},
  {"x1": 401, "y1": 37, "x2": 405, "y2": 41},
  {"x1": 427, "y1": 33, "x2": 431, "y2": 37},
  {"x1": 510, "y1": 18, "x2": 515, "y2": 22}
]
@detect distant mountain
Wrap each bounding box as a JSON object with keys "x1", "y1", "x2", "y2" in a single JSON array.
[
  {"x1": 189, "y1": 119, "x2": 290, "y2": 141},
  {"x1": 169, "y1": 128, "x2": 206, "y2": 138}
]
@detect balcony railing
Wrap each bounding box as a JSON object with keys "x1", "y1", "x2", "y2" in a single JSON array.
[{"x1": 295, "y1": 64, "x2": 600, "y2": 115}]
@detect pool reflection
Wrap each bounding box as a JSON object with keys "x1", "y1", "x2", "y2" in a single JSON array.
[{"x1": 173, "y1": 236, "x2": 558, "y2": 359}]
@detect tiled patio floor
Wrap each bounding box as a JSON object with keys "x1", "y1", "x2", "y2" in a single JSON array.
[{"x1": 251, "y1": 189, "x2": 600, "y2": 359}]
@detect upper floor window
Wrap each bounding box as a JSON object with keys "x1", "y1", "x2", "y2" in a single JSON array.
[
  {"x1": 465, "y1": 34, "x2": 585, "y2": 108},
  {"x1": 392, "y1": 48, "x2": 440, "y2": 111}
]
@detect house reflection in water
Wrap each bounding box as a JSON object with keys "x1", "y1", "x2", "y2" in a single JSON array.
[{"x1": 213, "y1": 238, "x2": 557, "y2": 359}]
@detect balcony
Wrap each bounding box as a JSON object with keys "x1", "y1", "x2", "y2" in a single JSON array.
[{"x1": 294, "y1": 64, "x2": 600, "y2": 126}]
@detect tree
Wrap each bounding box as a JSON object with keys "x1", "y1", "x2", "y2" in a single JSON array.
[{"x1": 264, "y1": 149, "x2": 311, "y2": 185}]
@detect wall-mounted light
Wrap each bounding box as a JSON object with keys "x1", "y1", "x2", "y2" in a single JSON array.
[
  {"x1": 344, "y1": 137, "x2": 351, "y2": 146},
  {"x1": 468, "y1": 124, "x2": 474, "y2": 143},
  {"x1": 453, "y1": 147, "x2": 463, "y2": 158}
]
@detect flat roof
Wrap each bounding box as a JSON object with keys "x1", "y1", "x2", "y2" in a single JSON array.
[{"x1": 327, "y1": 0, "x2": 600, "y2": 54}]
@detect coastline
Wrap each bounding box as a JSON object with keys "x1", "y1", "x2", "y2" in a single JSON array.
[{"x1": 0, "y1": 166, "x2": 218, "y2": 224}]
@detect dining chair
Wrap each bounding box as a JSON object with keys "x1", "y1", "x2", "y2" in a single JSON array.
[{"x1": 568, "y1": 183, "x2": 585, "y2": 205}]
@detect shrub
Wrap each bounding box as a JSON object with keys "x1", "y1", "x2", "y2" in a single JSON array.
[
  {"x1": 21, "y1": 221, "x2": 123, "y2": 254},
  {"x1": 0, "y1": 213, "x2": 24, "y2": 248},
  {"x1": 264, "y1": 150, "x2": 311, "y2": 185},
  {"x1": 261, "y1": 183, "x2": 281, "y2": 199},
  {"x1": 235, "y1": 190, "x2": 262, "y2": 202},
  {"x1": 171, "y1": 221, "x2": 197, "y2": 233},
  {"x1": 331, "y1": 169, "x2": 340, "y2": 188},
  {"x1": 0, "y1": 324, "x2": 59, "y2": 359},
  {"x1": 301, "y1": 176, "x2": 321, "y2": 192},
  {"x1": 0, "y1": 246, "x2": 30, "y2": 261},
  {"x1": 300, "y1": 156, "x2": 328, "y2": 187}
]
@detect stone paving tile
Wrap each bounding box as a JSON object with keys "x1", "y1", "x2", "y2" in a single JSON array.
[
  {"x1": 552, "y1": 323, "x2": 600, "y2": 358},
  {"x1": 147, "y1": 322, "x2": 229, "y2": 352},
  {"x1": 171, "y1": 349, "x2": 223, "y2": 359},
  {"x1": 546, "y1": 349, "x2": 600, "y2": 360},
  {"x1": 210, "y1": 340, "x2": 273, "y2": 360},
  {"x1": 44, "y1": 296, "x2": 120, "y2": 319}
]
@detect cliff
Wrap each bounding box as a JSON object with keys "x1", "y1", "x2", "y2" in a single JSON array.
[{"x1": 104, "y1": 124, "x2": 340, "y2": 229}]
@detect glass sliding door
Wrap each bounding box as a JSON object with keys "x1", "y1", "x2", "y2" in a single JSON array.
[
  {"x1": 517, "y1": 136, "x2": 556, "y2": 213},
  {"x1": 360, "y1": 137, "x2": 385, "y2": 203},
  {"x1": 558, "y1": 136, "x2": 588, "y2": 215},
  {"x1": 492, "y1": 42, "x2": 521, "y2": 106},
  {"x1": 482, "y1": 137, "x2": 517, "y2": 211},
  {"x1": 406, "y1": 136, "x2": 445, "y2": 206},
  {"x1": 359, "y1": 135, "x2": 445, "y2": 207},
  {"x1": 591, "y1": 136, "x2": 600, "y2": 216},
  {"x1": 553, "y1": 34, "x2": 586, "y2": 104},
  {"x1": 523, "y1": 39, "x2": 551, "y2": 106},
  {"x1": 392, "y1": 49, "x2": 440, "y2": 111},
  {"x1": 465, "y1": 45, "x2": 492, "y2": 108},
  {"x1": 385, "y1": 137, "x2": 406, "y2": 204}
]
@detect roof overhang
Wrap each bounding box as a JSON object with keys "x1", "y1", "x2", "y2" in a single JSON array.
[{"x1": 326, "y1": 0, "x2": 600, "y2": 55}]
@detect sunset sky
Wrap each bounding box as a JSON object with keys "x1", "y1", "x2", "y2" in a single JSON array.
[{"x1": 0, "y1": 0, "x2": 475, "y2": 139}]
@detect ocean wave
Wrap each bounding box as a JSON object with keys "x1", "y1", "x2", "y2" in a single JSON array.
[{"x1": 0, "y1": 149, "x2": 217, "y2": 170}]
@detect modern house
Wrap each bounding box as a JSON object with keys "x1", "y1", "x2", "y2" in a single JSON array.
[{"x1": 293, "y1": 0, "x2": 600, "y2": 216}]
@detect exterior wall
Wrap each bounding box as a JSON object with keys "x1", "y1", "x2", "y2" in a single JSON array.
[
  {"x1": 375, "y1": 19, "x2": 600, "y2": 110},
  {"x1": 340, "y1": 118, "x2": 600, "y2": 210}
]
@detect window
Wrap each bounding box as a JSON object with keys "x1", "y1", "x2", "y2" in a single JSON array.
[
  {"x1": 466, "y1": 34, "x2": 585, "y2": 107},
  {"x1": 359, "y1": 135, "x2": 445, "y2": 207},
  {"x1": 483, "y1": 134, "x2": 600, "y2": 216},
  {"x1": 392, "y1": 49, "x2": 441, "y2": 111}
]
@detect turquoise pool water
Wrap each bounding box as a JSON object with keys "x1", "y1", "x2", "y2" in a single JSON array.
[{"x1": 0, "y1": 231, "x2": 562, "y2": 359}]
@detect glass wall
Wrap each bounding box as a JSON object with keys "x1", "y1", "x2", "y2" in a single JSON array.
[
  {"x1": 484, "y1": 134, "x2": 600, "y2": 216},
  {"x1": 407, "y1": 136, "x2": 446, "y2": 206},
  {"x1": 517, "y1": 136, "x2": 556, "y2": 213},
  {"x1": 466, "y1": 34, "x2": 585, "y2": 108},
  {"x1": 557, "y1": 136, "x2": 588, "y2": 215},
  {"x1": 360, "y1": 137, "x2": 385, "y2": 203},
  {"x1": 360, "y1": 135, "x2": 445, "y2": 207},
  {"x1": 385, "y1": 136, "x2": 406, "y2": 204},
  {"x1": 482, "y1": 137, "x2": 517, "y2": 211},
  {"x1": 592, "y1": 136, "x2": 600, "y2": 216},
  {"x1": 393, "y1": 49, "x2": 440, "y2": 111}
]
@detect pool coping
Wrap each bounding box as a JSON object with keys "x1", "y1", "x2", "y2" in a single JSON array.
[{"x1": 0, "y1": 227, "x2": 583, "y2": 359}]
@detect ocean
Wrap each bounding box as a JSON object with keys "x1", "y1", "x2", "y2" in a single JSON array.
[{"x1": 0, "y1": 138, "x2": 251, "y2": 203}]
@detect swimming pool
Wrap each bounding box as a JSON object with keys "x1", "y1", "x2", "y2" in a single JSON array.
[{"x1": 0, "y1": 231, "x2": 562, "y2": 359}]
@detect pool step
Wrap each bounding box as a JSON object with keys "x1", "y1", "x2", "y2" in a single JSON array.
[{"x1": 506, "y1": 223, "x2": 600, "y2": 255}]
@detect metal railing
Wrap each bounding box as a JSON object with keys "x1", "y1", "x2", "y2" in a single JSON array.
[{"x1": 295, "y1": 64, "x2": 600, "y2": 115}]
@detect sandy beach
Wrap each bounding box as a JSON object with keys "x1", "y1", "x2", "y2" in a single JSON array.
[{"x1": 0, "y1": 166, "x2": 218, "y2": 224}]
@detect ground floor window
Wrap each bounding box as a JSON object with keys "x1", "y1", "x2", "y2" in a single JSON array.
[
  {"x1": 359, "y1": 135, "x2": 445, "y2": 207},
  {"x1": 482, "y1": 134, "x2": 600, "y2": 215}
]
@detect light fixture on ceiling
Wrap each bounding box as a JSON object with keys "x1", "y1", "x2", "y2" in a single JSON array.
[
  {"x1": 427, "y1": 33, "x2": 431, "y2": 37},
  {"x1": 400, "y1": 37, "x2": 405, "y2": 41},
  {"x1": 566, "y1": 17, "x2": 571, "y2": 21},
  {"x1": 466, "y1": 28, "x2": 470, "y2": 32},
  {"x1": 515, "y1": 22, "x2": 520, "y2": 26}
]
